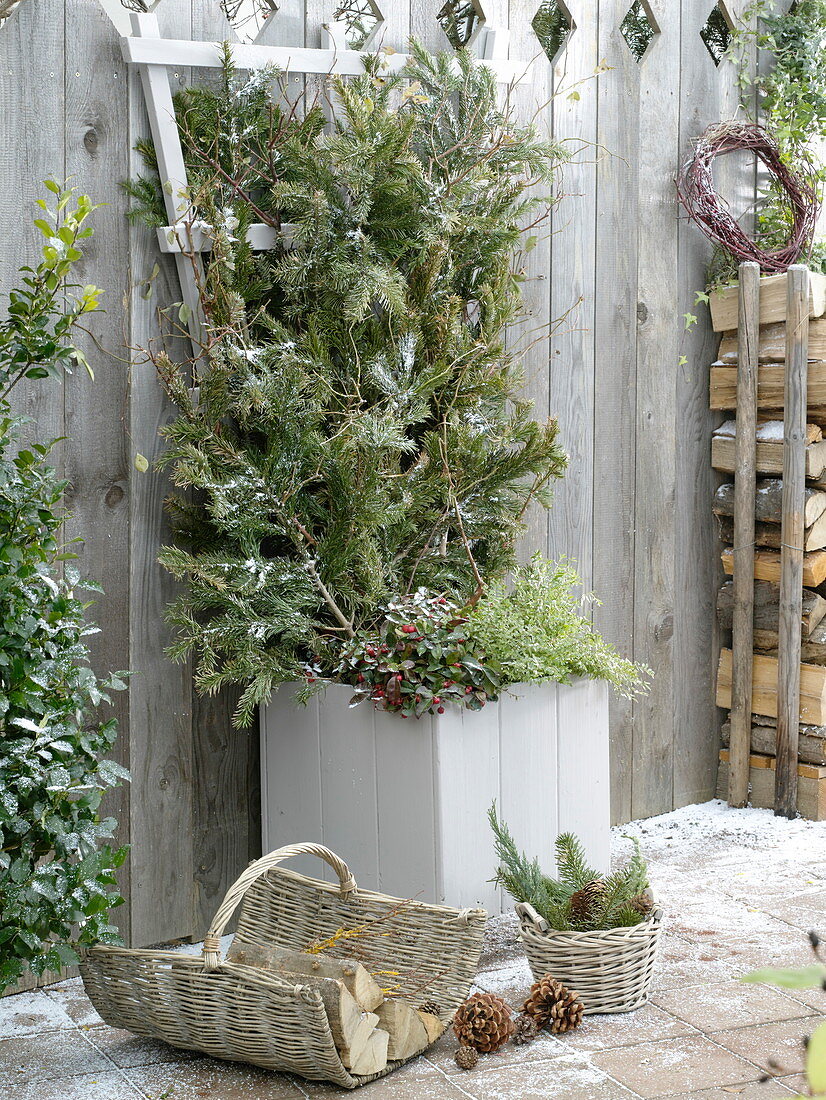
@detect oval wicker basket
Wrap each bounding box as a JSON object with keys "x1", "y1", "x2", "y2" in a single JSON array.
[
  {"x1": 81, "y1": 843, "x2": 486, "y2": 1088},
  {"x1": 515, "y1": 900, "x2": 662, "y2": 1015}
]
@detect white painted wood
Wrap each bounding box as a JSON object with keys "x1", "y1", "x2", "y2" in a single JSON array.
[
  {"x1": 120, "y1": 34, "x2": 531, "y2": 84},
  {"x1": 319, "y1": 693, "x2": 380, "y2": 887},
  {"x1": 261, "y1": 680, "x2": 610, "y2": 911},
  {"x1": 156, "y1": 221, "x2": 293, "y2": 254},
  {"x1": 260, "y1": 684, "x2": 323, "y2": 879},
  {"x1": 434, "y1": 698, "x2": 501, "y2": 911},
  {"x1": 373, "y1": 709, "x2": 439, "y2": 902},
  {"x1": 499, "y1": 684, "x2": 559, "y2": 886},
  {"x1": 556, "y1": 678, "x2": 611, "y2": 875},
  {"x1": 130, "y1": 12, "x2": 204, "y2": 350}
]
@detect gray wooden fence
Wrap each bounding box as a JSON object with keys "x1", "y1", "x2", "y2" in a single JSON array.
[{"x1": 0, "y1": 0, "x2": 750, "y2": 947}]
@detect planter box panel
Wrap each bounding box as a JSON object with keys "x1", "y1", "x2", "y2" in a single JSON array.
[
  {"x1": 261, "y1": 684, "x2": 324, "y2": 880},
  {"x1": 262, "y1": 680, "x2": 610, "y2": 913},
  {"x1": 319, "y1": 696, "x2": 380, "y2": 888},
  {"x1": 374, "y1": 713, "x2": 439, "y2": 904},
  {"x1": 434, "y1": 697, "x2": 503, "y2": 912},
  {"x1": 557, "y1": 677, "x2": 612, "y2": 869},
  {"x1": 499, "y1": 685, "x2": 559, "y2": 899}
]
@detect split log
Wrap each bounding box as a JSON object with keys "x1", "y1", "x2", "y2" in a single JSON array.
[
  {"x1": 713, "y1": 479, "x2": 826, "y2": 527},
  {"x1": 718, "y1": 318, "x2": 826, "y2": 363},
  {"x1": 721, "y1": 547, "x2": 826, "y2": 587},
  {"x1": 717, "y1": 512, "x2": 826, "y2": 552},
  {"x1": 716, "y1": 648, "x2": 826, "y2": 724},
  {"x1": 716, "y1": 580, "x2": 826, "y2": 638},
  {"x1": 226, "y1": 942, "x2": 384, "y2": 1011},
  {"x1": 376, "y1": 1000, "x2": 429, "y2": 1060},
  {"x1": 721, "y1": 716, "x2": 826, "y2": 766},
  {"x1": 711, "y1": 427, "x2": 826, "y2": 479},
  {"x1": 343, "y1": 1027, "x2": 389, "y2": 1076},
  {"x1": 416, "y1": 1010, "x2": 446, "y2": 1045},
  {"x1": 716, "y1": 751, "x2": 826, "y2": 820},
  {"x1": 709, "y1": 271, "x2": 826, "y2": 331},
  {"x1": 710, "y1": 363, "x2": 826, "y2": 410}
]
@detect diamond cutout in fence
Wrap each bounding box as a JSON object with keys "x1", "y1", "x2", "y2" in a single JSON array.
[
  {"x1": 437, "y1": 0, "x2": 485, "y2": 51},
  {"x1": 532, "y1": 0, "x2": 574, "y2": 65},
  {"x1": 221, "y1": 0, "x2": 279, "y2": 44},
  {"x1": 97, "y1": 0, "x2": 163, "y2": 36},
  {"x1": 620, "y1": 1, "x2": 658, "y2": 62},
  {"x1": 332, "y1": 1, "x2": 383, "y2": 50},
  {"x1": 0, "y1": 0, "x2": 25, "y2": 28},
  {"x1": 700, "y1": 2, "x2": 732, "y2": 66}
]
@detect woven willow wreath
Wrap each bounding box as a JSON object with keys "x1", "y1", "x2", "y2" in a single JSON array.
[{"x1": 676, "y1": 121, "x2": 819, "y2": 273}]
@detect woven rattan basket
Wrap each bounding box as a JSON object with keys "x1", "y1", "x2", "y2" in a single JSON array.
[
  {"x1": 515, "y1": 900, "x2": 662, "y2": 1015},
  {"x1": 81, "y1": 843, "x2": 486, "y2": 1087}
]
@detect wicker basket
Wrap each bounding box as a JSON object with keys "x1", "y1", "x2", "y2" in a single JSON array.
[
  {"x1": 81, "y1": 843, "x2": 486, "y2": 1088},
  {"x1": 515, "y1": 900, "x2": 662, "y2": 1015}
]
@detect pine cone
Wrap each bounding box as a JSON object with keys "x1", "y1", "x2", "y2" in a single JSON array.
[
  {"x1": 418, "y1": 1000, "x2": 442, "y2": 1018},
  {"x1": 522, "y1": 976, "x2": 584, "y2": 1034},
  {"x1": 512, "y1": 1012, "x2": 539, "y2": 1044},
  {"x1": 454, "y1": 1045, "x2": 479, "y2": 1070},
  {"x1": 568, "y1": 878, "x2": 605, "y2": 923},
  {"x1": 453, "y1": 992, "x2": 515, "y2": 1053},
  {"x1": 629, "y1": 889, "x2": 654, "y2": 917}
]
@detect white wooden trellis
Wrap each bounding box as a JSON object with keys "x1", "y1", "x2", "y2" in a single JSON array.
[{"x1": 122, "y1": 11, "x2": 528, "y2": 352}]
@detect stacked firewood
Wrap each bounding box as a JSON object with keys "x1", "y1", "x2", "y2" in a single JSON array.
[
  {"x1": 227, "y1": 941, "x2": 446, "y2": 1075},
  {"x1": 709, "y1": 275, "x2": 826, "y2": 819}
]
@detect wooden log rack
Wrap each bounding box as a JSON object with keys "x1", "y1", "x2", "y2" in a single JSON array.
[{"x1": 712, "y1": 264, "x2": 826, "y2": 819}]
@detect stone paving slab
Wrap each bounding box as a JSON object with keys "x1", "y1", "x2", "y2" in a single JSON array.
[{"x1": 1, "y1": 801, "x2": 823, "y2": 1100}]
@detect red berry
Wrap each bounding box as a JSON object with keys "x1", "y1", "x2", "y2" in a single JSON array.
[
  {"x1": 366, "y1": 647, "x2": 375, "y2": 657},
  {"x1": 401, "y1": 624, "x2": 417, "y2": 634},
  {"x1": 437, "y1": 706, "x2": 445, "y2": 714},
  {"x1": 465, "y1": 687, "x2": 472, "y2": 693},
  {"x1": 433, "y1": 696, "x2": 441, "y2": 704},
  {"x1": 357, "y1": 674, "x2": 365, "y2": 683}
]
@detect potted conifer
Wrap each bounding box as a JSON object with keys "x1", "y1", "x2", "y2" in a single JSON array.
[{"x1": 131, "y1": 45, "x2": 645, "y2": 909}]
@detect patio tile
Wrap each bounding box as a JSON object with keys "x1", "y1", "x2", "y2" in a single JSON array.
[
  {"x1": 424, "y1": 1025, "x2": 567, "y2": 1075},
  {"x1": 591, "y1": 1034, "x2": 764, "y2": 1099},
  {"x1": 124, "y1": 1058, "x2": 311, "y2": 1099},
  {"x1": 0, "y1": 989, "x2": 75, "y2": 1038},
  {"x1": 0, "y1": 1029, "x2": 112, "y2": 1085},
  {"x1": 474, "y1": 955, "x2": 534, "y2": 1005},
  {"x1": 775, "y1": 1072, "x2": 808, "y2": 1093},
  {"x1": 453, "y1": 1053, "x2": 641, "y2": 1099},
  {"x1": 560, "y1": 1004, "x2": 697, "y2": 1051},
  {"x1": 661, "y1": 1080, "x2": 798, "y2": 1098},
  {"x1": 651, "y1": 940, "x2": 745, "y2": 991},
  {"x1": 301, "y1": 1057, "x2": 471, "y2": 1098},
  {"x1": 755, "y1": 890, "x2": 826, "y2": 932},
  {"x1": 651, "y1": 981, "x2": 810, "y2": 1033},
  {"x1": 710, "y1": 1016, "x2": 817, "y2": 1077},
  {"x1": 2, "y1": 1070, "x2": 145, "y2": 1100},
  {"x1": 779, "y1": 984, "x2": 826, "y2": 1012},
  {"x1": 85, "y1": 1025, "x2": 203, "y2": 1068},
  {"x1": 44, "y1": 976, "x2": 106, "y2": 1027}
]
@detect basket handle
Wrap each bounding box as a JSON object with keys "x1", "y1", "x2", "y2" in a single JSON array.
[
  {"x1": 515, "y1": 901, "x2": 549, "y2": 933},
  {"x1": 202, "y1": 843, "x2": 357, "y2": 970}
]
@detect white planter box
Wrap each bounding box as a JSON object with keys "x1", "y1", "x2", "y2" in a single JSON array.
[{"x1": 261, "y1": 680, "x2": 610, "y2": 914}]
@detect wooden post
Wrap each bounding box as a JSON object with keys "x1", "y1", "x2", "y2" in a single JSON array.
[
  {"x1": 776, "y1": 265, "x2": 810, "y2": 818},
  {"x1": 729, "y1": 261, "x2": 761, "y2": 806}
]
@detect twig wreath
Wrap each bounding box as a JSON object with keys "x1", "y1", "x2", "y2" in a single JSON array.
[{"x1": 676, "y1": 121, "x2": 819, "y2": 273}]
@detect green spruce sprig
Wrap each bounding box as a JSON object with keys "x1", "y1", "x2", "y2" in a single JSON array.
[{"x1": 489, "y1": 803, "x2": 651, "y2": 932}]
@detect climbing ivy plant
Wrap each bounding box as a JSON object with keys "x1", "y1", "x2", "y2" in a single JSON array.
[{"x1": 0, "y1": 184, "x2": 128, "y2": 992}]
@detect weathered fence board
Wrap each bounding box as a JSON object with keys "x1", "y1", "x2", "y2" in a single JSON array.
[
  {"x1": 0, "y1": 0, "x2": 758, "y2": 948},
  {"x1": 593, "y1": 0, "x2": 640, "y2": 822}
]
